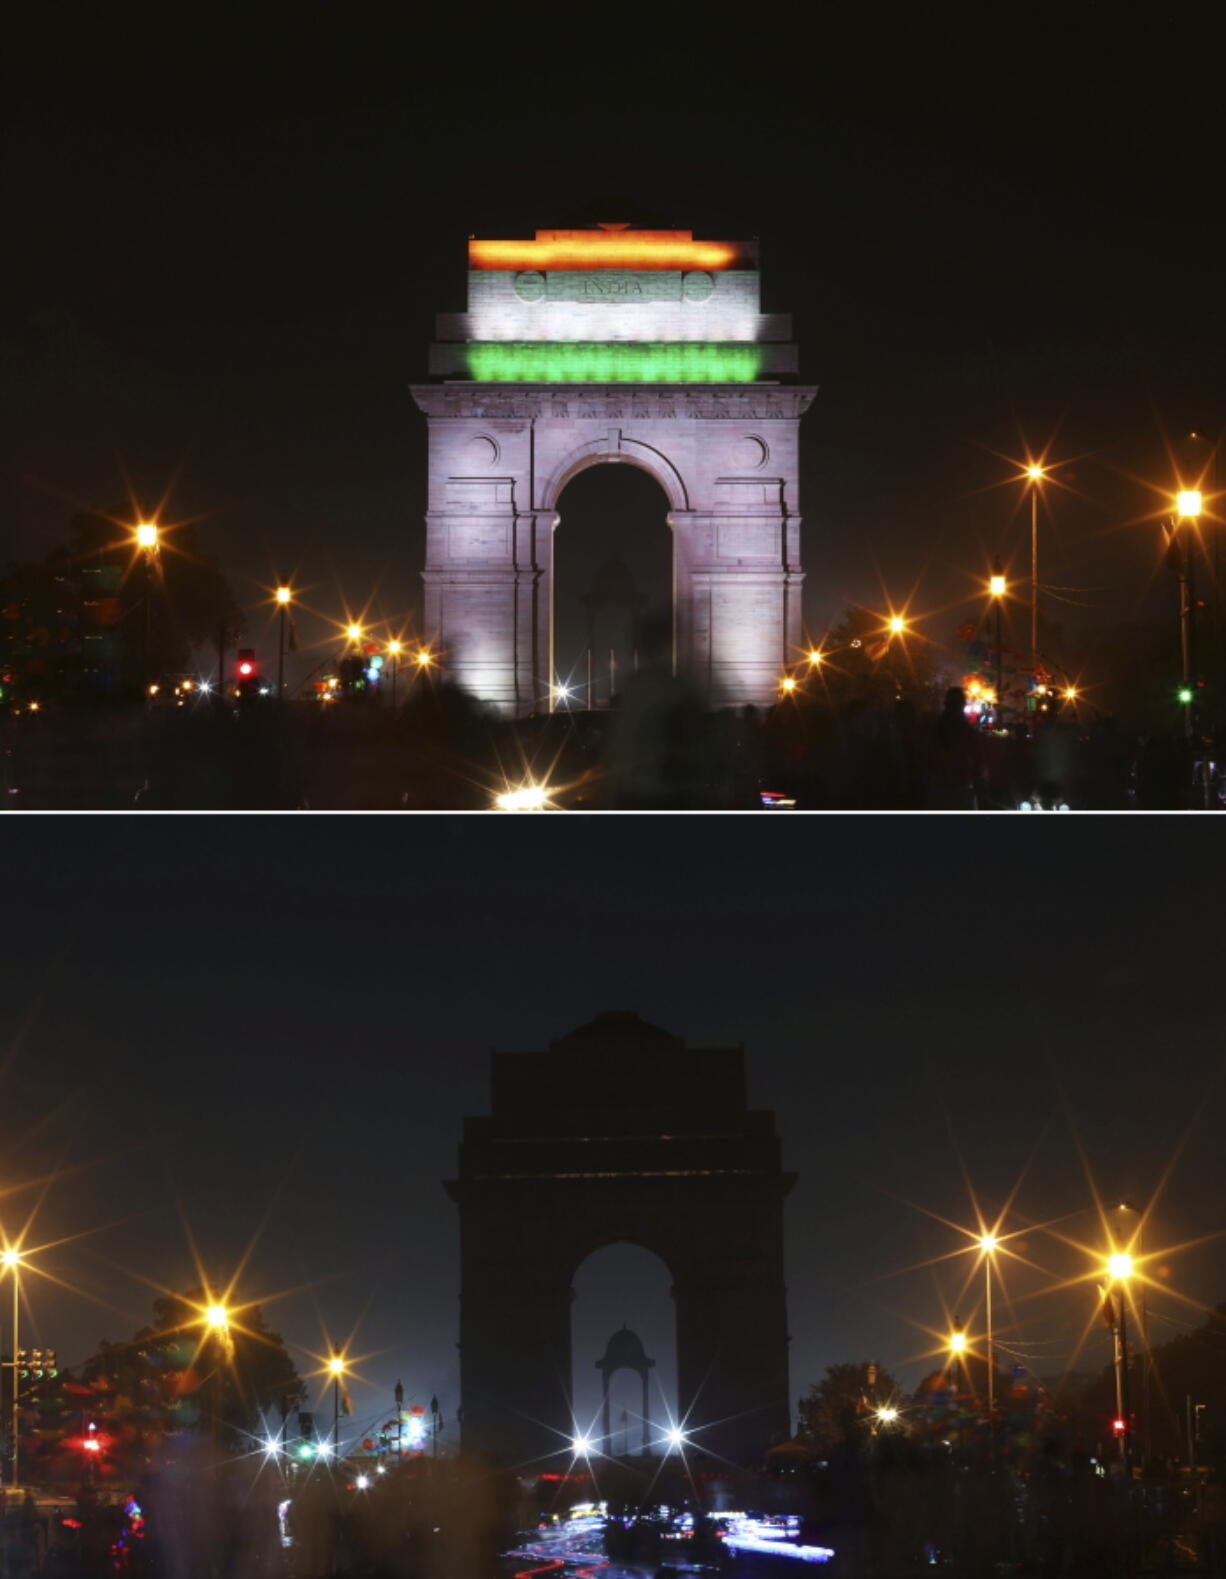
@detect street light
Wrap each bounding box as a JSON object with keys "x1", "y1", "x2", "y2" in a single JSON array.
[
  {"x1": 1103, "y1": 1251, "x2": 1134, "y2": 1467},
  {"x1": 779, "y1": 675, "x2": 798, "y2": 694},
  {"x1": 2, "y1": 1250, "x2": 23, "y2": 1488},
  {"x1": 875, "y1": 1405, "x2": 899, "y2": 1426},
  {"x1": 134, "y1": 523, "x2": 161, "y2": 692},
  {"x1": 275, "y1": 589, "x2": 292, "y2": 701},
  {"x1": 887, "y1": 615, "x2": 907, "y2": 636},
  {"x1": 1024, "y1": 464, "x2": 1047, "y2": 669},
  {"x1": 387, "y1": 640, "x2": 403, "y2": 708},
  {"x1": 948, "y1": 1329, "x2": 967, "y2": 1354},
  {"x1": 329, "y1": 1355, "x2": 347, "y2": 1460},
  {"x1": 977, "y1": 1236, "x2": 999, "y2": 1426},
  {"x1": 806, "y1": 648, "x2": 825, "y2": 666},
  {"x1": 988, "y1": 560, "x2": 1007, "y2": 718},
  {"x1": 1166, "y1": 489, "x2": 1204, "y2": 741}
]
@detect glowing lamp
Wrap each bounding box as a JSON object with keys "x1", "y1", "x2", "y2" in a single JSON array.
[
  {"x1": 978, "y1": 1235, "x2": 998, "y2": 1252},
  {"x1": 888, "y1": 616, "x2": 907, "y2": 635},
  {"x1": 205, "y1": 1304, "x2": 229, "y2": 1330},
  {"x1": 494, "y1": 784, "x2": 550, "y2": 812},
  {"x1": 807, "y1": 649, "x2": 824, "y2": 665},
  {"x1": 415, "y1": 650, "x2": 432, "y2": 667},
  {"x1": 1, "y1": 1250, "x2": 21, "y2": 1269},
  {"x1": 1063, "y1": 686, "x2": 1078, "y2": 701},
  {"x1": 275, "y1": 586, "x2": 292, "y2": 605},
  {"x1": 1112, "y1": 1418, "x2": 1127, "y2": 1435},
  {"x1": 1107, "y1": 1253, "x2": 1133, "y2": 1280},
  {"x1": 875, "y1": 1406, "x2": 899, "y2": 1424},
  {"x1": 328, "y1": 1355, "x2": 346, "y2": 1376},
  {"x1": 989, "y1": 574, "x2": 1007, "y2": 597},
  {"x1": 571, "y1": 1435, "x2": 593, "y2": 1456},
  {"x1": 238, "y1": 660, "x2": 254, "y2": 677},
  {"x1": 1176, "y1": 490, "x2": 1203, "y2": 518},
  {"x1": 346, "y1": 624, "x2": 363, "y2": 641},
  {"x1": 135, "y1": 523, "x2": 159, "y2": 550},
  {"x1": 667, "y1": 1427, "x2": 686, "y2": 1448},
  {"x1": 1178, "y1": 686, "x2": 1194, "y2": 704},
  {"x1": 1026, "y1": 465, "x2": 1045, "y2": 480},
  {"x1": 780, "y1": 676, "x2": 798, "y2": 692},
  {"x1": 949, "y1": 1331, "x2": 967, "y2": 1353},
  {"x1": 355, "y1": 1474, "x2": 370, "y2": 1490},
  {"x1": 82, "y1": 1438, "x2": 102, "y2": 1454},
  {"x1": 387, "y1": 640, "x2": 403, "y2": 656}
]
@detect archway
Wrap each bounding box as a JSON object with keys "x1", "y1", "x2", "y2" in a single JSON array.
[
  {"x1": 552, "y1": 463, "x2": 673, "y2": 707},
  {"x1": 571, "y1": 1243, "x2": 677, "y2": 1452},
  {"x1": 445, "y1": 1012, "x2": 795, "y2": 1470}
]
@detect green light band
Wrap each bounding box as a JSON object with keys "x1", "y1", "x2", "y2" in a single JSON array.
[{"x1": 464, "y1": 342, "x2": 762, "y2": 383}]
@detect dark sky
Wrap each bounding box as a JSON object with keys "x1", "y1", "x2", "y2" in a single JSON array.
[
  {"x1": 4, "y1": 9, "x2": 1225, "y2": 702},
  {"x1": 5, "y1": 818, "x2": 1223, "y2": 1445}
]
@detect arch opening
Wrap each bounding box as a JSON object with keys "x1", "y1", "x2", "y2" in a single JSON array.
[
  {"x1": 570, "y1": 1243, "x2": 677, "y2": 1453},
  {"x1": 552, "y1": 463, "x2": 673, "y2": 709}
]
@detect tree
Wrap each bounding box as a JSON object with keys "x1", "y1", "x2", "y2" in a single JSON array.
[
  {"x1": 816, "y1": 606, "x2": 945, "y2": 708},
  {"x1": 798, "y1": 1361, "x2": 904, "y2": 1453},
  {"x1": 79, "y1": 1289, "x2": 304, "y2": 1478}
]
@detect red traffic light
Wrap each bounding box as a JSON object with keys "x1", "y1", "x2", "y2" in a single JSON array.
[
  {"x1": 1112, "y1": 1418, "x2": 1127, "y2": 1435},
  {"x1": 238, "y1": 661, "x2": 254, "y2": 677}
]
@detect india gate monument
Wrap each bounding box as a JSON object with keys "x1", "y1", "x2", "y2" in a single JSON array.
[
  {"x1": 411, "y1": 225, "x2": 816, "y2": 715},
  {"x1": 446, "y1": 1012, "x2": 795, "y2": 1469}
]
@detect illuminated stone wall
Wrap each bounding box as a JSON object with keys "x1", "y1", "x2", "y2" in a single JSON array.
[{"x1": 413, "y1": 226, "x2": 815, "y2": 713}]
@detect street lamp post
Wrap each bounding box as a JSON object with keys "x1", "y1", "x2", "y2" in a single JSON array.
[
  {"x1": 134, "y1": 523, "x2": 160, "y2": 693},
  {"x1": 205, "y1": 1303, "x2": 231, "y2": 1460},
  {"x1": 387, "y1": 642, "x2": 402, "y2": 709},
  {"x1": 3, "y1": 1251, "x2": 21, "y2": 1488},
  {"x1": 329, "y1": 1356, "x2": 346, "y2": 1460},
  {"x1": 275, "y1": 588, "x2": 292, "y2": 701},
  {"x1": 1118, "y1": 1203, "x2": 1150, "y2": 1469},
  {"x1": 1168, "y1": 491, "x2": 1203, "y2": 741},
  {"x1": 978, "y1": 1236, "x2": 998, "y2": 1426},
  {"x1": 1025, "y1": 466, "x2": 1046, "y2": 670},
  {"x1": 1104, "y1": 1254, "x2": 1134, "y2": 1470},
  {"x1": 989, "y1": 563, "x2": 1007, "y2": 721}
]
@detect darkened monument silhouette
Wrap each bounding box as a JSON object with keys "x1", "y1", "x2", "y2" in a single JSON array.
[{"x1": 446, "y1": 1012, "x2": 795, "y2": 1468}]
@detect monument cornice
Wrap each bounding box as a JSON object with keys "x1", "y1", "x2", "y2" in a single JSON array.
[{"x1": 410, "y1": 383, "x2": 817, "y2": 421}]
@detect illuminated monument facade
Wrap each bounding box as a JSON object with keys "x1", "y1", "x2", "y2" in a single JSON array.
[
  {"x1": 445, "y1": 1012, "x2": 795, "y2": 1469},
  {"x1": 411, "y1": 226, "x2": 816, "y2": 713}
]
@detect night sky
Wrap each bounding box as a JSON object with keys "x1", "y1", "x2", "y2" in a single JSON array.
[
  {"x1": 5, "y1": 819, "x2": 1223, "y2": 1447},
  {"x1": 5, "y1": 10, "x2": 1224, "y2": 705}
]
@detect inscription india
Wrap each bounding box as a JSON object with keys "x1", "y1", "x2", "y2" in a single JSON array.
[{"x1": 513, "y1": 270, "x2": 717, "y2": 303}]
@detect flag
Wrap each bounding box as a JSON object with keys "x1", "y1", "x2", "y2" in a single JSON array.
[
  {"x1": 341, "y1": 1384, "x2": 353, "y2": 1416},
  {"x1": 287, "y1": 616, "x2": 299, "y2": 654}
]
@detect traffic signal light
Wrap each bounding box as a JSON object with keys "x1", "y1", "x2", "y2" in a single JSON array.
[
  {"x1": 236, "y1": 649, "x2": 258, "y2": 679},
  {"x1": 16, "y1": 1348, "x2": 57, "y2": 1381},
  {"x1": 1112, "y1": 1417, "x2": 1127, "y2": 1435}
]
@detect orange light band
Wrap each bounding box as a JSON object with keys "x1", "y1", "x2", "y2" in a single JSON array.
[{"x1": 469, "y1": 235, "x2": 749, "y2": 271}]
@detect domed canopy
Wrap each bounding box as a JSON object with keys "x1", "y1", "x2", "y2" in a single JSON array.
[
  {"x1": 596, "y1": 1324, "x2": 655, "y2": 1375},
  {"x1": 553, "y1": 1011, "x2": 679, "y2": 1050}
]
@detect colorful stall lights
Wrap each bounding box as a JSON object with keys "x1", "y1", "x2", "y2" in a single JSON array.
[{"x1": 465, "y1": 342, "x2": 762, "y2": 383}]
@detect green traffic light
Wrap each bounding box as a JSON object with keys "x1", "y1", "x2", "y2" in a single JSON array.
[{"x1": 1178, "y1": 687, "x2": 1194, "y2": 704}]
